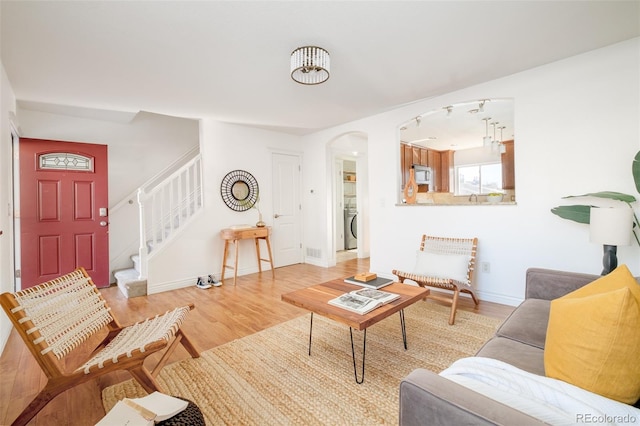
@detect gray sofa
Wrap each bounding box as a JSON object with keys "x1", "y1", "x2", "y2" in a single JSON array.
[{"x1": 399, "y1": 267, "x2": 608, "y2": 426}]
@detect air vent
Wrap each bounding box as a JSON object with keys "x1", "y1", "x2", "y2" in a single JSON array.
[{"x1": 305, "y1": 247, "x2": 321, "y2": 258}]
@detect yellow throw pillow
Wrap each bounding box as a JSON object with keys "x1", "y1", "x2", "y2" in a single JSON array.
[
  {"x1": 544, "y1": 265, "x2": 640, "y2": 404},
  {"x1": 561, "y1": 264, "x2": 640, "y2": 301}
]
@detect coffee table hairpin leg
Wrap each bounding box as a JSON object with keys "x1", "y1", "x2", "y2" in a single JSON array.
[
  {"x1": 350, "y1": 327, "x2": 367, "y2": 384},
  {"x1": 308, "y1": 313, "x2": 314, "y2": 356},
  {"x1": 400, "y1": 309, "x2": 407, "y2": 350},
  {"x1": 308, "y1": 309, "x2": 408, "y2": 384}
]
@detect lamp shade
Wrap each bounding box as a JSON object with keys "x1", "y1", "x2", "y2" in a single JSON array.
[
  {"x1": 290, "y1": 46, "x2": 330, "y2": 85},
  {"x1": 589, "y1": 207, "x2": 632, "y2": 246}
]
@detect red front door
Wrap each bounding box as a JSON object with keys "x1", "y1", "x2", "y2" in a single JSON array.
[{"x1": 20, "y1": 138, "x2": 109, "y2": 288}]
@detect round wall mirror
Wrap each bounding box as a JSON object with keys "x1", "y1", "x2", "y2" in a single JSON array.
[{"x1": 220, "y1": 170, "x2": 259, "y2": 211}]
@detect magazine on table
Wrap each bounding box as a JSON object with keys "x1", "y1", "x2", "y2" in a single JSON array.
[
  {"x1": 343, "y1": 275, "x2": 394, "y2": 289},
  {"x1": 328, "y1": 288, "x2": 400, "y2": 314}
]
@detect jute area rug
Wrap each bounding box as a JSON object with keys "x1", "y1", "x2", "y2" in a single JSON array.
[{"x1": 102, "y1": 302, "x2": 501, "y2": 425}]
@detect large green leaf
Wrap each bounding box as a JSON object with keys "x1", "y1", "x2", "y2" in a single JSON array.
[
  {"x1": 550, "y1": 205, "x2": 592, "y2": 224},
  {"x1": 633, "y1": 150, "x2": 640, "y2": 194},
  {"x1": 563, "y1": 191, "x2": 637, "y2": 203}
]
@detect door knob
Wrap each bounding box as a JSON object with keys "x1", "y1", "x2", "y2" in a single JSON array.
[
  {"x1": 99, "y1": 221, "x2": 109, "y2": 227},
  {"x1": 274, "y1": 214, "x2": 280, "y2": 218}
]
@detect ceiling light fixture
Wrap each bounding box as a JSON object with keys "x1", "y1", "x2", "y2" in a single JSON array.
[
  {"x1": 478, "y1": 99, "x2": 488, "y2": 112},
  {"x1": 444, "y1": 106, "x2": 453, "y2": 117},
  {"x1": 482, "y1": 117, "x2": 492, "y2": 147},
  {"x1": 498, "y1": 126, "x2": 507, "y2": 153},
  {"x1": 491, "y1": 121, "x2": 499, "y2": 152},
  {"x1": 290, "y1": 46, "x2": 330, "y2": 85}
]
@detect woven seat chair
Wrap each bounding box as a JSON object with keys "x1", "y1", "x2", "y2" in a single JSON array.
[
  {"x1": 392, "y1": 235, "x2": 479, "y2": 325},
  {"x1": 0, "y1": 267, "x2": 199, "y2": 426}
]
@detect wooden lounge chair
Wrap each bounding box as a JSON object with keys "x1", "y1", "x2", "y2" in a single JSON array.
[
  {"x1": 0, "y1": 267, "x2": 199, "y2": 426},
  {"x1": 392, "y1": 235, "x2": 479, "y2": 325}
]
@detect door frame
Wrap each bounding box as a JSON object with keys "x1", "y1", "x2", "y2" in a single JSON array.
[
  {"x1": 9, "y1": 121, "x2": 20, "y2": 292},
  {"x1": 328, "y1": 132, "x2": 369, "y2": 266}
]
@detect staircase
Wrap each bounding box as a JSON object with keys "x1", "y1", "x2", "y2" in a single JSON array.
[{"x1": 114, "y1": 153, "x2": 204, "y2": 297}]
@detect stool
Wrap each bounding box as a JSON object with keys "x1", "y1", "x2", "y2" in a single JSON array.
[{"x1": 157, "y1": 397, "x2": 205, "y2": 426}]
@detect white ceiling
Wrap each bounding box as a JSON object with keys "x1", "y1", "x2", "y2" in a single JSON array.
[{"x1": 2, "y1": 1, "x2": 638, "y2": 135}]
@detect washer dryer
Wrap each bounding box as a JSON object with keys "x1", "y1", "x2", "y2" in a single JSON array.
[{"x1": 344, "y1": 208, "x2": 357, "y2": 249}]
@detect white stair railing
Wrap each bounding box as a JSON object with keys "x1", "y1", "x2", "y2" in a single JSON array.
[{"x1": 137, "y1": 154, "x2": 203, "y2": 278}]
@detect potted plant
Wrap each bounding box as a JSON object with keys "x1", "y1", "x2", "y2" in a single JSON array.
[{"x1": 486, "y1": 192, "x2": 504, "y2": 204}]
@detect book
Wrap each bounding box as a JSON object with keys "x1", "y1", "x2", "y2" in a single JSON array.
[
  {"x1": 328, "y1": 288, "x2": 400, "y2": 314},
  {"x1": 96, "y1": 400, "x2": 154, "y2": 426},
  {"x1": 96, "y1": 392, "x2": 188, "y2": 425},
  {"x1": 344, "y1": 275, "x2": 394, "y2": 289}
]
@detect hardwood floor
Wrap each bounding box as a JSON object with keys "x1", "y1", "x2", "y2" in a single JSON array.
[{"x1": 0, "y1": 258, "x2": 514, "y2": 425}]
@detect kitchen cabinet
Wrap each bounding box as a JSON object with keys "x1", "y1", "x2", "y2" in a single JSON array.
[
  {"x1": 401, "y1": 144, "x2": 413, "y2": 188},
  {"x1": 428, "y1": 150, "x2": 441, "y2": 191},
  {"x1": 400, "y1": 143, "x2": 449, "y2": 193},
  {"x1": 501, "y1": 140, "x2": 515, "y2": 190},
  {"x1": 420, "y1": 149, "x2": 429, "y2": 166},
  {"x1": 440, "y1": 150, "x2": 454, "y2": 193},
  {"x1": 412, "y1": 147, "x2": 421, "y2": 167}
]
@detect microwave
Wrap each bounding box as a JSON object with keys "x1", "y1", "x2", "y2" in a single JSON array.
[{"x1": 412, "y1": 165, "x2": 433, "y2": 186}]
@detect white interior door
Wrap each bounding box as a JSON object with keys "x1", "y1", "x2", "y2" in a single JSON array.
[{"x1": 271, "y1": 152, "x2": 302, "y2": 267}]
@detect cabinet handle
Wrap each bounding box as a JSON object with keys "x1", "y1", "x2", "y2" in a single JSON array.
[{"x1": 274, "y1": 214, "x2": 280, "y2": 219}]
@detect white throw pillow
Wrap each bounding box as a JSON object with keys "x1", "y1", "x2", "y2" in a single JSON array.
[{"x1": 413, "y1": 251, "x2": 471, "y2": 283}]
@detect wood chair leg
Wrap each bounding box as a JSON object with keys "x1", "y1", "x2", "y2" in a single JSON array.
[
  {"x1": 11, "y1": 381, "x2": 68, "y2": 426},
  {"x1": 418, "y1": 283, "x2": 429, "y2": 301},
  {"x1": 178, "y1": 329, "x2": 200, "y2": 358},
  {"x1": 129, "y1": 365, "x2": 161, "y2": 394},
  {"x1": 449, "y1": 289, "x2": 460, "y2": 325},
  {"x1": 151, "y1": 334, "x2": 184, "y2": 377},
  {"x1": 469, "y1": 291, "x2": 480, "y2": 306}
]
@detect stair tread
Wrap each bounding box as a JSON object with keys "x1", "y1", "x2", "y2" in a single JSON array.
[{"x1": 114, "y1": 268, "x2": 142, "y2": 280}]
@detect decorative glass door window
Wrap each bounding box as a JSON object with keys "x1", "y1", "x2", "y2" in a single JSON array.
[{"x1": 38, "y1": 153, "x2": 94, "y2": 172}]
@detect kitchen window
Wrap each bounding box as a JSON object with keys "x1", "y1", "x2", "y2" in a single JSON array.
[{"x1": 455, "y1": 163, "x2": 502, "y2": 195}]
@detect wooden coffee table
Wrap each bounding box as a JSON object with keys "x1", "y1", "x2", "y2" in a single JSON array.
[{"x1": 281, "y1": 279, "x2": 429, "y2": 383}]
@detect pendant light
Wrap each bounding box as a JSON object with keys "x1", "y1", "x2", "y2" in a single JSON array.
[
  {"x1": 482, "y1": 117, "x2": 492, "y2": 147},
  {"x1": 491, "y1": 121, "x2": 499, "y2": 153},
  {"x1": 498, "y1": 126, "x2": 507, "y2": 154}
]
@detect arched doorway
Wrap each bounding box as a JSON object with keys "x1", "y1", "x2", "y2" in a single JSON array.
[{"x1": 328, "y1": 132, "x2": 369, "y2": 264}]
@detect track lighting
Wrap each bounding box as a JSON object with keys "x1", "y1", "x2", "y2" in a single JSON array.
[{"x1": 444, "y1": 106, "x2": 453, "y2": 117}]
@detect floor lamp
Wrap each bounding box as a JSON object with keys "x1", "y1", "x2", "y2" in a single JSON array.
[{"x1": 589, "y1": 207, "x2": 632, "y2": 275}]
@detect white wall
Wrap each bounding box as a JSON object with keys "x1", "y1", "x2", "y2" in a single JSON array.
[
  {"x1": 146, "y1": 120, "x2": 303, "y2": 293},
  {"x1": 0, "y1": 63, "x2": 17, "y2": 353},
  {"x1": 300, "y1": 38, "x2": 640, "y2": 306}
]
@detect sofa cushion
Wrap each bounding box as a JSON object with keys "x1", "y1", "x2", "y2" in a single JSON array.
[
  {"x1": 544, "y1": 264, "x2": 640, "y2": 404},
  {"x1": 496, "y1": 299, "x2": 550, "y2": 349},
  {"x1": 476, "y1": 336, "x2": 545, "y2": 376}
]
